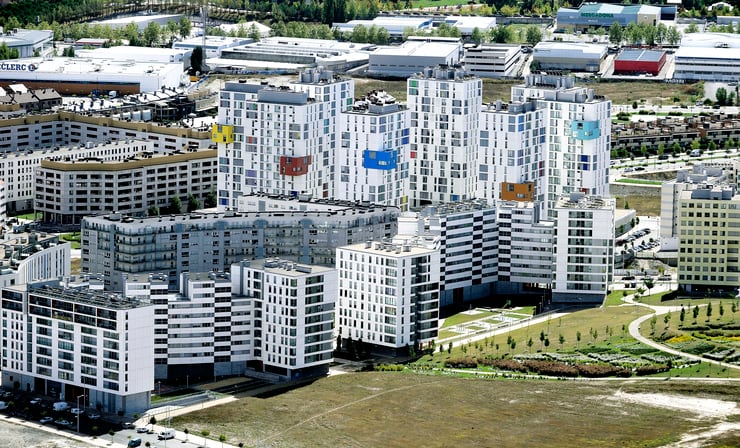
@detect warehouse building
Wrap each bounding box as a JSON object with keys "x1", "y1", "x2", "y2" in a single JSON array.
[
  {"x1": 173, "y1": 35, "x2": 252, "y2": 59},
  {"x1": 613, "y1": 49, "x2": 667, "y2": 76},
  {"x1": 368, "y1": 37, "x2": 462, "y2": 78},
  {"x1": 556, "y1": 3, "x2": 662, "y2": 32},
  {"x1": 0, "y1": 29, "x2": 53, "y2": 58},
  {"x1": 76, "y1": 46, "x2": 192, "y2": 70},
  {"x1": 533, "y1": 41, "x2": 606, "y2": 73},
  {"x1": 674, "y1": 32, "x2": 740, "y2": 81},
  {"x1": 464, "y1": 43, "x2": 522, "y2": 78},
  {"x1": 0, "y1": 57, "x2": 187, "y2": 95},
  {"x1": 333, "y1": 16, "x2": 433, "y2": 39}
]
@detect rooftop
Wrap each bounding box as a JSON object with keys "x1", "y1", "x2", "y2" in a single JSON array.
[
  {"x1": 342, "y1": 238, "x2": 439, "y2": 257},
  {"x1": 7, "y1": 57, "x2": 184, "y2": 77},
  {"x1": 556, "y1": 193, "x2": 614, "y2": 210},
  {"x1": 616, "y1": 49, "x2": 665, "y2": 62},
  {"x1": 373, "y1": 39, "x2": 461, "y2": 58},
  {"x1": 39, "y1": 148, "x2": 215, "y2": 172},
  {"x1": 28, "y1": 284, "x2": 148, "y2": 310},
  {"x1": 240, "y1": 258, "x2": 334, "y2": 276}
]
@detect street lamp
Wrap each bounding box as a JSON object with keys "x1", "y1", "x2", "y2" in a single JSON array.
[{"x1": 76, "y1": 394, "x2": 86, "y2": 434}]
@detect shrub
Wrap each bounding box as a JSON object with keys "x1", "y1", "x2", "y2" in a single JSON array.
[
  {"x1": 444, "y1": 357, "x2": 478, "y2": 369},
  {"x1": 576, "y1": 364, "x2": 630, "y2": 378},
  {"x1": 521, "y1": 360, "x2": 579, "y2": 377},
  {"x1": 485, "y1": 358, "x2": 527, "y2": 372},
  {"x1": 635, "y1": 364, "x2": 670, "y2": 376},
  {"x1": 374, "y1": 364, "x2": 404, "y2": 372}
]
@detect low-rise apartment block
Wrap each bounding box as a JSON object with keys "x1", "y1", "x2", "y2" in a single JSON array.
[{"x1": 35, "y1": 148, "x2": 216, "y2": 225}]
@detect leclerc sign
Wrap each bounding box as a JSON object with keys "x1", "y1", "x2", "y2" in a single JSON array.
[{"x1": 0, "y1": 63, "x2": 37, "y2": 72}]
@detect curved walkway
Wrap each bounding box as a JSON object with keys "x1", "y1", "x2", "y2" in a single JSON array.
[{"x1": 623, "y1": 285, "x2": 740, "y2": 371}]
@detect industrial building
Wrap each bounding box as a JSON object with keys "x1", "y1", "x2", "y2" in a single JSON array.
[
  {"x1": 442, "y1": 16, "x2": 497, "y2": 36},
  {"x1": 464, "y1": 44, "x2": 522, "y2": 78},
  {"x1": 0, "y1": 57, "x2": 187, "y2": 95},
  {"x1": 613, "y1": 49, "x2": 667, "y2": 76},
  {"x1": 173, "y1": 35, "x2": 253, "y2": 59},
  {"x1": 0, "y1": 29, "x2": 53, "y2": 58},
  {"x1": 92, "y1": 13, "x2": 182, "y2": 31},
  {"x1": 533, "y1": 41, "x2": 607, "y2": 73},
  {"x1": 556, "y1": 3, "x2": 662, "y2": 32},
  {"x1": 367, "y1": 37, "x2": 463, "y2": 78},
  {"x1": 75, "y1": 46, "x2": 192, "y2": 70},
  {"x1": 211, "y1": 37, "x2": 372, "y2": 74},
  {"x1": 34, "y1": 148, "x2": 217, "y2": 225},
  {"x1": 333, "y1": 16, "x2": 433, "y2": 39},
  {"x1": 674, "y1": 32, "x2": 740, "y2": 81}
]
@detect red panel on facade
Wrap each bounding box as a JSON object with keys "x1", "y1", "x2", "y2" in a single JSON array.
[{"x1": 279, "y1": 156, "x2": 312, "y2": 176}]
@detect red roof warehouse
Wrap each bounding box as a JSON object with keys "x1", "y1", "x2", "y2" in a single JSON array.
[{"x1": 614, "y1": 49, "x2": 667, "y2": 76}]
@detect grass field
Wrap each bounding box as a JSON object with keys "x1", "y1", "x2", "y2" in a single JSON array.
[
  {"x1": 61, "y1": 232, "x2": 82, "y2": 249},
  {"x1": 171, "y1": 372, "x2": 740, "y2": 448},
  {"x1": 613, "y1": 194, "x2": 661, "y2": 216},
  {"x1": 440, "y1": 309, "x2": 496, "y2": 328}
]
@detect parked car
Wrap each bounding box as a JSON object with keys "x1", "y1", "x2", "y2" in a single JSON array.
[
  {"x1": 623, "y1": 167, "x2": 634, "y2": 173},
  {"x1": 53, "y1": 402, "x2": 70, "y2": 412},
  {"x1": 634, "y1": 166, "x2": 646, "y2": 171},
  {"x1": 55, "y1": 419, "x2": 73, "y2": 428},
  {"x1": 158, "y1": 428, "x2": 176, "y2": 440},
  {"x1": 70, "y1": 408, "x2": 84, "y2": 415},
  {"x1": 39, "y1": 416, "x2": 54, "y2": 424},
  {"x1": 128, "y1": 438, "x2": 142, "y2": 447},
  {"x1": 136, "y1": 427, "x2": 148, "y2": 433},
  {"x1": 122, "y1": 422, "x2": 136, "y2": 429},
  {"x1": 88, "y1": 411, "x2": 101, "y2": 420},
  {"x1": 29, "y1": 398, "x2": 42, "y2": 405}
]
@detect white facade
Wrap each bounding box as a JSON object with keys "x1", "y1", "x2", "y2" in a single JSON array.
[
  {"x1": 1, "y1": 138, "x2": 152, "y2": 213},
  {"x1": 336, "y1": 239, "x2": 440, "y2": 355},
  {"x1": 173, "y1": 35, "x2": 252, "y2": 59},
  {"x1": 123, "y1": 272, "x2": 251, "y2": 381},
  {"x1": 35, "y1": 148, "x2": 216, "y2": 225},
  {"x1": 398, "y1": 200, "x2": 497, "y2": 307},
  {"x1": 478, "y1": 99, "x2": 546, "y2": 205},
  {"x1": 0, "y1": 233, "x2": 71, "y2": 289},
  {"x1": 464, "y1": 44, "x2": 522, "y2": 78},
  {"x1": 76, "y1": 46, "x2": 192, "y2": 69},
  {"x1": 497, "y1": 201, "x2": 554, "y2": 290},
  {"x1": 339, "y1": 91, "x2": 410, "y2": 209},
  {"x1": 215, "y1": 68, "x2": 353, "y2": 208},
  {"x1": 232, "y1": 259, "x2": 336, "y2": 379},
  {"x1": 552, "y1": 193, "x2": 615, "y2": 304},
  {"x1": 1, "y1": 282, "x2": 154, "y2": 414},
  {"x1": 368, "y1": 38, "x2": 463, "y2": 78},
  {"x1": 674, "y1": 33, "x2": 740, "y2": 81},
  {"x1": 512, "y1": 75, "x2": 611, "y2": 216},
  {"x1": 407, "y1": 65, "x2": 482, "y2": 207},
  {"x1": 0, "y1": 29, "x2": 53, "y2": 58}
]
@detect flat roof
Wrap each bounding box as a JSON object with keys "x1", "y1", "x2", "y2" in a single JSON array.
[
  {"x1": 76, "y1": 46, "x2": 190, "y2": 58},
  {"x1": 29, "y1": 285, "x2": 148, "y2": 310},
  {"x1": 39, "y1": 148, "x2": 215, "y2": 171},
  {"x1": 616, "y1": 49, "x2": 665, "y2": 62},
  {"x1": 340, "y1": 240, "x2": 438, "y2": 257},
  {"x1": 578, "y1": 3, "x2": 661, "y2": 15},
  {"x1": 243, "y1": 258, "x2": 335, "y2": 277},
  {"x1": 9, "y1": 57, "x2": 184, "y2": 76},
  {"x1": 174, "y1": 35, "x2": 252, "y2": 48},
  {"x1": 0, "y1": 29, "x2": 52, "y2": 46},
  {"x1": 534, "y1": 41, "x2": 607, "y2": 57},
  {"x1": 372, "y1": 40, "x2": 460, "y2": 57},
  {"x1": 94, "y1": 14, "x2": 181, "y2": 26},
  {"x1": 680, "y1": 32, "x2": 740, "y2": 47},
  {"x1": 675, "y1": 46, "x2": 740, "y2": 59}
]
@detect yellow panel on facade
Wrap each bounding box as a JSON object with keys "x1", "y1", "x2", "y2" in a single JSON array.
[{"x1": 211, "y1": 124, "x2": 235, "y2": 144}]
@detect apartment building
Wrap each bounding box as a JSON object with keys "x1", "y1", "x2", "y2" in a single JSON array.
[
  {"x1": 496, "y1": 201, "x2": 554, "y2": 293},
  {"x1": 0, "y1": 232, "x2": 71, "y2": 289},
  {"x1": 336, "y1": 238, "x2": 440, "y2": 356},
  {"x1": 511, "y1": 75, "x2": 611, "y2": 216},
  {"x1": 0, "y1": 139, "x2": 152, "y2": 213},
  {"x1": 215, "y1": 68, "x2": 353, "y2": 209},
  {"x1": 0, "y1": 281, "x2": 154, "y2": 414},
  {"x1": 338, "y1": 90, "x2": 410, "y2": 209},
  {"x1": 552, "y1": 193, "x2": 615, "y2": 304},
  {"x1": 232, "y1": 259, "x2": 337, "y2": 379},
  {"x1": 464, "y1": 44, "x2": 523, "y2": 78},
  {"x1": 0, "y1": 111, "x2": 209, "y2": 155},
  {"x1": 478, "y1": 99, "x2": 546, "y2": 206},
  {"x1": 35, "y1": 148, "x2": 216, "y2": 225},
  {"x1": 407, "y1": 65, "x2": 482, "y2": 207},
  {"x1": 123, "y1": 272, "x2": 251, "y2": 381},
  {"x1": 677, "y1": 185, "x2": 740, "y2": 294},
  {"x1": 81, "y1": 204, "x2": 398, "y2": 291},
  {"x1": 397, "y1": 200, "x2": 497, "y2": 307}
]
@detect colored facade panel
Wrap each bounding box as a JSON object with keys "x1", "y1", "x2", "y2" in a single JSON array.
[
  {"x1": 211, "y1": 124, "x2": 235, "y2": 144},
  {"x1": 362, "y1": 149, "x2": 398, "y2": 170},
  {"x1": 571, "y1": 120, "x2": 601, "y2": 140},
  {"x1": 500, "y1": 182, "x2": 536, "y2": 201},
  {"x1": 279, "y1": 155, "x2": 312, "y2": 176}
]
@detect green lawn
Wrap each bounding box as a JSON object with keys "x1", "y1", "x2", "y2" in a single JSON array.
[
  {"x1": 615, "y1": 178, "x2": 663, "y2": 185},
  {"x1": 11, "y1": 212, "x2": 37, "y2": 220},
  {"x1": 440, "y1": 309, "x2": 495, "y2": 328},
  {"x1": 412, "y1": 0, "x2": 470, "y2": 8},
  {"x1": 61, "y1": 233, "x2": 82, "y2": 249},
  {"x1": 604, "y1": 289, "x2": 635, "y2": 307}
]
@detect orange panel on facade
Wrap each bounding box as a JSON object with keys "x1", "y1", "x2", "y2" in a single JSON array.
[{"x1": 500, "y1": 182, "x2": 535, "y2": 201}]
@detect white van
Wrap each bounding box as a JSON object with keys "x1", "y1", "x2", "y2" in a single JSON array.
[
  {"x1": 690, "y1": 149, "x2": 701, "y2": 157},
  {"x1": 158, "y1": 428, "x2": 175, "y2": 440},
  {"x1": 0, "y1": 401, "x2": 7, "y2": 410},
  {"x1": 53, "y1": 401, "x2": 70, "y2": 411}
]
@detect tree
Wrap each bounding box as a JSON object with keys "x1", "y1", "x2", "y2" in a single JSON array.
[
  {"x1": 191, "y1": 46, "x2": 204, "y2": 74},
  {"x1": 706, "y1": 302, "x2": 713, "y2": 320},
  {"x1": 539, "y1": 330, "x2": 545, "y2": 350},
  {"x1": 248, "y1": 24, "x2": 261, "y2": 42},
  {"x1": 650, "y1": 315, "x2": 657, "y2": 334},
  {"x1": 219, "y1": 434, "x2": 227, "y2": 448},
  {"x1": 558, "y1": 334, "x2": 565, "y2": 349},
  {"x1": 147, "y1": 205, "x2": 160, "y2": 216},
  {"x1": 732, "y1": 301, "x2": 737, "y2": 317},
  {"x1": 644, "y1": 278, "x2": 654, "y2": 296},
  {"x1": 680, "y1": 306, "x2": 685, "y2": 325},
  {"x1": 201, "y1": 429, "x2": 210, "y2": 437},
  {"x1": 576, "y1": 331, "x2": 581, "y2": 349},
  {"x1": 470, "y1": 27, "x2": 483, "y2": 45},
  {"x1": 350, "y1": 24, "x2": 367, "y2": 43},
  {"x1": 686, "y1": 23, "x2": 699, "y2": 34},
  {"x1": 666, "y1": 26, "x2": 681, "y2": 46},
  {"x1": 322, "y1": 0, "x2": 335, "y2": 25},
  {"x1": 489, "y1": 25, "x2": 512, "y2": 43},
  {"x1": 716, "y1": 87, "x2": 728, "y2": 106},
  {"x1": 525, "y1": 26, "x2": 542, "y2": 45},
  {"x1": 187, "y1": 194, "x2": 201, "y2": 212},
  {"x1": 204, "y1": 189, "x2": 217, "y2": 208},
  {"x1": 179, "y1": 16, "x2": 192, "y2": 39},
  {"x1": 693, "y1": 305, "x2": 700, "y2": 322},
  {"x1": 184, "y1": 429, "x2": 189, "y2": 442},
  {"x1": 527, "y1": 337, "x2": 533, "y2": 352},
  {"x1": 719, "y1": 302, "x2": 724, "y2": 319},
  {"x1": 608, "y1": 21, "x2": 623, "y2": 45},
  {"x1": 143, "y1": 21, "x2": 161, "y2": 46},
  {"x1": 149, "y1": 416, "x2": 157, "y2": 427},
  {"x1": 169, "y1": 196, "x2": 182, "y2": 214}
]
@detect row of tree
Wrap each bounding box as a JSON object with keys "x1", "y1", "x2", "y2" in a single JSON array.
[{"x1": 608, "y1": 22, "x2": 682, "y2": 47}]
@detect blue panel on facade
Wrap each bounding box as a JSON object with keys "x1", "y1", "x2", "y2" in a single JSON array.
[
  {"x1": 451, "y1": 195, "x2": 459, "y2": 201},
  {"x1": 402, "y1": 128, "x2": 410, "y2": 136},
  {"x1": 571, "y1": 120, "x2": 601, "y2": 140},
  {"x1": 363, "y1": 149, "x2": 398, "y2": 170},
  {"x1": 401, "y1": 136, "x2": 409, "y2": 145}
]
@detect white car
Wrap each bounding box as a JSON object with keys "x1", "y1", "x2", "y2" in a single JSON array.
[
  {"x1": 136, "y1": 427, "x2": 149, "y2": 433},
  {"x1": 70, "y1": 408, "x2": 84, "y2": 415},
  {"x1": 88, "y1": 411, "x2": 101, "y2": 420}
]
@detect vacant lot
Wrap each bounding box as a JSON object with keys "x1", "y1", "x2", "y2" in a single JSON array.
[{"x1": 173, "y1": 372, "x2": 740, "y2": 448}]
